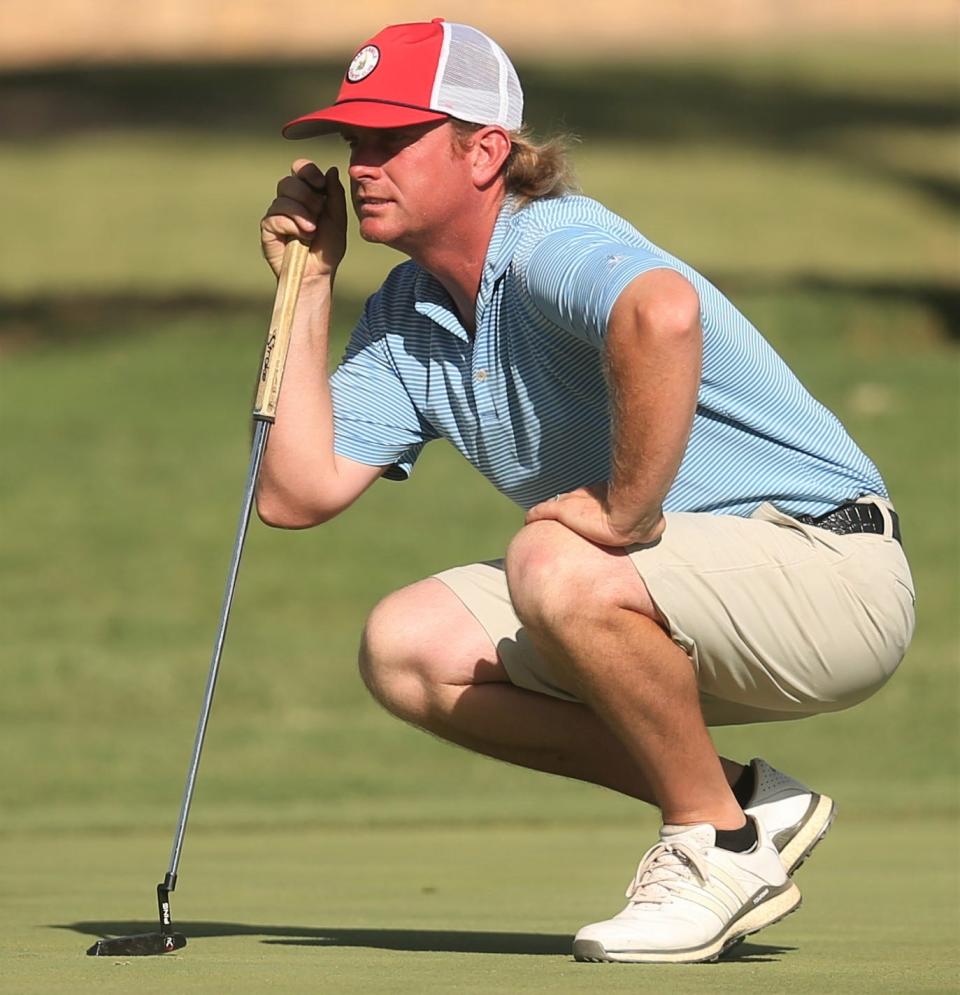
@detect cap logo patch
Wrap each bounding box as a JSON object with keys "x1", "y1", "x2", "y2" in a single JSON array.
[{"x1": 347, "y1": 45, "x2": 380, "y2": 83}]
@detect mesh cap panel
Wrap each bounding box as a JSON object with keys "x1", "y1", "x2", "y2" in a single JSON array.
[{"x1": 433, "y1": 23, "x2": 523, "y2": 130}]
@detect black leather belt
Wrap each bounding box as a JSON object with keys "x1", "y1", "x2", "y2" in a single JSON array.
[{"x1": 795, "y1": 501, "x2": 901, "y2": 544}]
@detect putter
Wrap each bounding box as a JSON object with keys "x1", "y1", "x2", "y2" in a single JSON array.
[{"x1": 87, "y1": 238, "x2": 311, "y2": 957}]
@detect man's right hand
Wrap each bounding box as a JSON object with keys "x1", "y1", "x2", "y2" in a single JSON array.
[{"x1": 260, "y1": 159, "x2": 348, "y2": 280}]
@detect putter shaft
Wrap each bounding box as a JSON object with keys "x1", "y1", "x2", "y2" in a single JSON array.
[
  {"x1": 90, "y1": 429, "x2": 268, "y2": 960},
  {"x1": 165, "y1": 418, "x2": 270, "y2": 883},
  {"x1": 165, "y1": 239, "x2": 309, "y2": 888}
]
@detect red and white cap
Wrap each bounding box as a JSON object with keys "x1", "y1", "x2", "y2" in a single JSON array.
[{"x1": 283, "y1": 19, "x2": 524, "y2": 138}]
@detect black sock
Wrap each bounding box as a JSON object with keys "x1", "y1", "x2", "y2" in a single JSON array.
[
  {"x1": 714, "y1": 817, "x2": 758, "y2": 853},
  {"x1": 731, "y1": 761, "x2": 756, "y2": 808}
]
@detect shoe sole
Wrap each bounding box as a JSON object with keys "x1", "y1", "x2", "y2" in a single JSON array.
[
  {"x1": 778, "y1": 794, "x2": 837, "y2": 876},
  {"x1": 572, "y1": 881, "x2": 802, "y2": 964}
]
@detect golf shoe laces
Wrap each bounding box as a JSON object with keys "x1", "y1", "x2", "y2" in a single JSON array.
[{"x1": 623, "y1": 840, "x2": 711, "y2": 908}]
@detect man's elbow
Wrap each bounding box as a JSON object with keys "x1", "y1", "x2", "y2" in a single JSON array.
[{"x1": 255, "y1": 492, "x2": 337, "y2": 530}]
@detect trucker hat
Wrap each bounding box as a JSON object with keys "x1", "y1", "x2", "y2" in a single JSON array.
[{"x1": 283, "y1": 19, "x2": 524, "y2": 139}]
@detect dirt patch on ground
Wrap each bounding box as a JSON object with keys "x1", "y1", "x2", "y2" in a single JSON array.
[{"x1": 2, "y1": 0, "x2": 955, "y2": 67}]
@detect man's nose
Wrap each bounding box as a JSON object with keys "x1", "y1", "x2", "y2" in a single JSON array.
[
  {"x1": 348, "y1": 139, "x2": 387, "y2": 175},
  {"x1": 348, "y1": 158, "x2": 380, "y2": 182}
]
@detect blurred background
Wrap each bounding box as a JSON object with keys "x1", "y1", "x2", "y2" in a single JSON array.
[{"x1": 1, "y1": 1, "x2": 957, "y2": 988}]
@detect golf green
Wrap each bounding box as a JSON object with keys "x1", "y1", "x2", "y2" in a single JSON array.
[{"x1": 4, "y1": 818, "x2": 957, "y2": 993}]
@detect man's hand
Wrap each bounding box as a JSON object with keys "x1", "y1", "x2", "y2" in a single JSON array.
[
  {"x1": 525, "y1": 483, "x2": 665, "y2": 548},
  {"x1": 261, "y1": 159, "x2": 348, "y2": 280}
]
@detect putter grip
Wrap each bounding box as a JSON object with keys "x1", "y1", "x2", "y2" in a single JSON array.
[{"x1": 253, "y1": 238, "x2": 311, "y2": 421}]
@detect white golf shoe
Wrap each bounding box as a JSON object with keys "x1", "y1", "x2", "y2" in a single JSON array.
[
  {"x1": 573, "y1": 819, "x2": 801, "y2": 964},
  {"x1": 744, "y1": 758, "x2": 837, "y2": 875}
]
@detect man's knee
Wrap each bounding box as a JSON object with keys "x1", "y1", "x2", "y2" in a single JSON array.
[
  {"x1": 358, "y1": 578, "x2": 502, "y2": 723},
  {"x1": 506, "y1": 521, "x2": 581, "y2": 629},
  {"x1": 505, "y1": 521, "x2": 658, "y2": 632},
  {"x1": 359, "y1": 586, "x2": 433, "y2": 721}
]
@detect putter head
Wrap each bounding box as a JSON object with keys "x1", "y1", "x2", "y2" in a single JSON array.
[{"x1": 87, "y1": 932, "x2": 187, "y2": 956}]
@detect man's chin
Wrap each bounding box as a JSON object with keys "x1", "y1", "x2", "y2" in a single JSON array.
[{"x1": 358, "y1": 221, "x2": 393, "y2": 245}]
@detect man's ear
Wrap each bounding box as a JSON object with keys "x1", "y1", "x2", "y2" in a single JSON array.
[{"x1": 470, "y1": 127, "x2": 512, "y2": 188}]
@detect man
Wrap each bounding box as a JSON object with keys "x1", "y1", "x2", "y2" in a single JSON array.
[{"x1": 258, "y1": 19, "x2": 915, "y2": 964}]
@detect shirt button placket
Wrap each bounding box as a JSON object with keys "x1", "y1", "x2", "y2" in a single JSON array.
[{"x1": 475, "y1": 368, "x2": 497, "y2": 424}]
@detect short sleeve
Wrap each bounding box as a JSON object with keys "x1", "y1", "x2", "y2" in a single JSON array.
[
  {"x1": 329, "y1": 306, "x2": 435, "y2": 480},
  {"x1": 523, "y1": 226, "x2": 681, "y2": 347}
]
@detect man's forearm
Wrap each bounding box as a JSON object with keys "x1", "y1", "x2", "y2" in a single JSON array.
[{"x1": 604, "y1": 271, "x2": 703, "y2": 542}]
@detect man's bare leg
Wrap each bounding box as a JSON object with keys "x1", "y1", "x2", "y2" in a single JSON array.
[
  {"x1": 359, "y1": 576, "x2": 746, "y2": 807},
  {"x1": 505, "y1": 520, "x2": 745, "y2": 829}
]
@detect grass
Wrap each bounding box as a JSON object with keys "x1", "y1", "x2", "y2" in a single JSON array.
[
  {"x1": 4, "y1": 820, "x2": 958, "y2": 993},
  {"x1": 1, "y1": 297, "x2": 955, "y2": 993},
  {"x1": 3, "y1": 129, "x2": 954, "y2": 308},
  {"x1": 3, "y1": 293, "x2": 956, "y2": 829},
  {"x1": 1, "y1": 33, "x2": 958, "y2": 992},
  {"x1": 1, "y1": 38, "x2": 957, "y2": 305}
]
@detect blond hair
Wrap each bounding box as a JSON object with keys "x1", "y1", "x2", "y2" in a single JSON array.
[{"x1": 452, "y1": 121, "x2": 579, "y2": 206}]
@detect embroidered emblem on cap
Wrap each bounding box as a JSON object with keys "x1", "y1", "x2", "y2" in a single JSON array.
[{"x1": 347, "y1": 45, "x2": 380, "y2": 83}]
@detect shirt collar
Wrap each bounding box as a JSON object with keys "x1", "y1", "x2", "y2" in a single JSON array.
[
  {"x1": 413, "y1": 273, "x2": 470, "y2": 341},
  {"x1": 483, "y1": 193, "x2": 524, "y2": 285},
  {"x1": 413, "y1": 194, "x2": 525, "y2": 341}
]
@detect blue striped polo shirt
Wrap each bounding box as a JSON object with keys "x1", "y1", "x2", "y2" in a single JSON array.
[{"x1": 328, "y1": 194, "x2": 886, "y2": 517}]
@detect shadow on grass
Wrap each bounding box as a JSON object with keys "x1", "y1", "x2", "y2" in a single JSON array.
[
  {"x1": 3, "y1": 57, "x2": 957, "y2": 213},
  {"x1": 0, "y1": 290, "x2": 365, "y2": 351},
  {"x1": 4, "y1": 59, "x2": 956, "y2": 146},
  {"x1": 60, "y1": 920, "x2": 571, "y2": 955},
  {"x1": 3, "y1": 273, "x2": 957, "y2": 350},
  {"x1": 57, "y1": 920, "x2": 796, "y2": 960}
]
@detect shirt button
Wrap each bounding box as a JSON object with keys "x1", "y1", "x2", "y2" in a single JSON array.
[{"x1": 475, "y1": 369, "x2": 488, "y2": 382}]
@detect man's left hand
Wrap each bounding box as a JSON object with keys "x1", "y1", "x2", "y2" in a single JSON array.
[{"x1": 525, "y1": 483, "x2": 664, "y2": 548}]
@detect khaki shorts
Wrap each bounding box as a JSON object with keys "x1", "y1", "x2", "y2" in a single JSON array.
[{"x1": 435, "y1": 499, "x2": 915, "y2": 726}]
